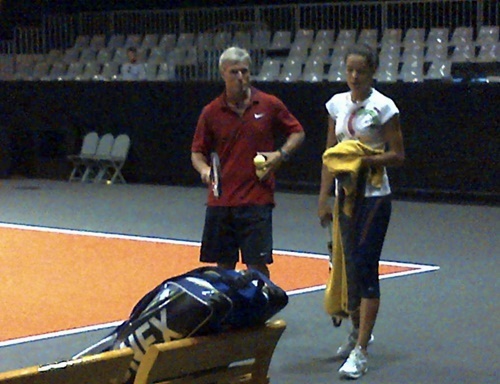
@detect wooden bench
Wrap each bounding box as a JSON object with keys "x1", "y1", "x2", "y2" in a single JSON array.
[
  {"x1": 0, "y1": 348, "x2": 134, "y2": 384},
  {"x1": 0, "y1": 319, "x2": 286, "y2": 384}
]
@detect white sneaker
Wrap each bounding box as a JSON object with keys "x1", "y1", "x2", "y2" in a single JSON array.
[
  {"x1": 338, "y1": 345, "x2": 368, "y2": 379},
  {"x1": 335, "y1": 330, "x2": 374, "y2": 360}
]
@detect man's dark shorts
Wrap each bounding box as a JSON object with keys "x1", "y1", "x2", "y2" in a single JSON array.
[{"x1": 200, "y1": 204, "x2": 273, "y2": 266}]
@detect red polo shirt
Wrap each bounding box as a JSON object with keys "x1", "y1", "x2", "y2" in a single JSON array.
[{"x1": 191, "y1": 87, "x2": 304, "y2": 207}]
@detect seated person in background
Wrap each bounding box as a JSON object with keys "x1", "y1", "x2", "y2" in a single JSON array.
[{"x1": 121, "y1": 47, "x2": 146, "y2": 81}]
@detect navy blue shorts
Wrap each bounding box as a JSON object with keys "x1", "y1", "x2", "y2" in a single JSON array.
[
  {"x1": 348, "y1": 195, "x2": 392, "y2": 301},
  {"x1": 200, "y1": 205, "x2": 273, "y2": 266}
]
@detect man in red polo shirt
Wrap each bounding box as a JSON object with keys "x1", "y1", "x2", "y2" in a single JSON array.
[{"x1": 191, "y1": 46, "x2": 305, "y2": 278}]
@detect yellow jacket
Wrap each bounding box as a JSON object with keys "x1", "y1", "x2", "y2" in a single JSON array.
[
  {"x1": 322, "y1": 140, "x2": 384, "y2": 217},
  {"x1": 323, "y1": 140, "x2": 383, "y2": 318}
]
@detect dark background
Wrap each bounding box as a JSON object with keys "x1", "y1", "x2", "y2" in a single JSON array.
[{"x1": 0, "y1": 80, "x2": 498, "y2": 204}]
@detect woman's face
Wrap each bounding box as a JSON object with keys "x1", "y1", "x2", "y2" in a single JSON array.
[{"x1": 345, "y1": 54, "x2": 375, "y2": 94}]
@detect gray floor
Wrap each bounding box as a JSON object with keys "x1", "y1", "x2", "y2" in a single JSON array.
[{"x1": 0, "y1": 179, "x2": 498, "y2": 383}]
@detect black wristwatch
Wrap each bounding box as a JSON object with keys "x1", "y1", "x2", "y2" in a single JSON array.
[{"x1": 279, "y1": 147, "x2": 290, "y2": 162}]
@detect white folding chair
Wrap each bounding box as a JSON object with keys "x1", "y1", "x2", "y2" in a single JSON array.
[
  {"x1": 94, "y1": 134, "x2": 131, "y2": 184},
  {"x1": 67, "y1": 131, "x2": 99, "y2": 182},
  {"x1": 80, "y1": 133, "x2": 115, "y2": 182}
]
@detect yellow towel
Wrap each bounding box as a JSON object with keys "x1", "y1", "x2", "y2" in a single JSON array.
[
  {"x1": 323, "y1": 140, "x2": 383, "y2": 318},
  {"x1": 322, "y1": 140, "x2": 384, "y2": 217},
  {"x1": 324, "y1": 196, "x2": 350, "y2": 318}
]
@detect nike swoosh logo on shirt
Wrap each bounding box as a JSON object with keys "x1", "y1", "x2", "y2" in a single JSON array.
[{"x1": 254, "y1": 113, "x2": 265, "y2": 119}]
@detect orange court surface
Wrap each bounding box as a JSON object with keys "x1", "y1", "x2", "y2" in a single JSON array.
[{"x1": 0, "y1": 223, "x2": 438, "y2": 345}]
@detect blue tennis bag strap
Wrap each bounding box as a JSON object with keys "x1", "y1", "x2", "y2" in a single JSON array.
[{"x1": 180, "y1": 266, "x2": 289, "y2": 331}]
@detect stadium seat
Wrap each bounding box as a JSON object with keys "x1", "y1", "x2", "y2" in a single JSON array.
[
  {"x1": 176, "y1": 33, "x2": 195, "y2": 49},
  {"x1": 73, "y1": 35, "x2": 90, "y2": 49},
  {"x1": 335, "y1": 29, "x2": 357, "y2": 48},
  {"x1": 403, "y1": 28, "x2": 425, "y2": 47},
  {"x1": 65, "y1": 61, "x2": 85, "y2": 80},
  {"x1": 157, "y1": 62, "x2": 175, "y2": 81},
  {"x1": 314, "y1": 29, "x2": 335, "y2": 48},
  {"x1": 107, "y1": 34, "x2": 125, "y2": 49},
  {"x1": 148, "y1": 46, "x2": 168, "y2": 64},
  {"x1": 195, "y1": 32, "x2": 214, "y2": 51},
  {"x1": 62, "y1": 48, "x2": 81, "y2": 64},
  {"x1": 112, "y1": 47, "x2": 128, "y2": 64},
  {"x1": 31, "y1": 61, "x2": 51, "y2": 80},
  {"x1": 399, "y1": 59, "x2": 424, "y2": 82},
  {"x1": 101, "y1": 61, "x2": 120, "y2": 80},
  {"x1": 330, "y1": 44, "x2": 349, "y2": 65},
  {"x1": 158, "y1": 34, "x2": 177, "y2": 51},
  {"x1": 476, "y1": 26, "x2": 499, "y2": 45},
  {"x1": 213, "y1": 31, "x2": 232, "y2": 50},
  {"x1": 96, "y1": 47, "x2": 115, "y2": 64},
  {"x1": 309, "y1": 41, "x2": 331, "y2": 62},
  {"x1": 426, "y1": 28, "x2": 449, "y2": 45},
  {"x1": 401, "y1": 45, "x2": 424, "y2": 63},
  {"x1": 46, "y1": 61, "x2": 67, "y2": 80},
  {"x1": 79, "y1": 47, "x2": 97, "y2": 63},
  {"x1": 294, "y1": 29, "x2": 315, "y2": 48},
  {"x1": 425, "y1": 60, "x2": 452, "y2": 80},
  {"x1": 136, "y1": 47, "x2": 149, "y2": 62},
  {"x1": 450, "y1": 43, "x2": 476, "y2": 62},
  {"x1": 89, "y1": 34, "x2": 106, "y2": 51},
  {"x1": 45, "y1": 49, "x2": 63, "y2": 64},
  {"x1": 302, "y1": 57, "x2": 325, "y2": 82},
  {"x1": 77, "y1": 61, "x2": 102, "y2": 80},
  {"x1": 256, "y1": 58, "x2": 281, "y2": 81},
  {"x1": 144, "y1": 62, "x2": 158, "y2": 80},
  {"x1": 232, "y1": 31, "x2": 252, "y2": 49},
  {"x1": 252, "y1": 29, "x2": 271, "y2": 49},
  {"x1": 141, "y1": 34, "x2": 159, "y2": 50},
  {"x1": 450, "y1": 26, "x2": 473, "y2": 46},
  {"x1": 476, "y1": 43, "x2": 499, "y2": 62},
  {"x1": 124, "y1": 34, "x2": 143, "y2": 48},
  {"x1": 376, "y1": 56, "x2": 399, "y2": 82},
  {"x1": 379, "y1": 44, "x2": 401, "y2": 63},
  {"x1": 357, "y1": 29, "x2": 378, "y2": 47},
  {"x1": 269, "y1": 30, "x2": 292, "y2": 50},
  {"x1": 425, "y1": 42, "x2": 448, "y2": 62},
  {"x1": 326, "y1": 60, "x2": 346, "y2": 82},
  {"x1": 12, "y1": 58, "x2": 35, "y2": 80},
  {"x1": 381, "y1": 28, "x2": 402, "y2": 47},
  {"x1": 278, "y1": 57, "x2": 302, "y2": 82},
  {"x1": 288, "y1": 43, "x2": 309, "y2": 62}
]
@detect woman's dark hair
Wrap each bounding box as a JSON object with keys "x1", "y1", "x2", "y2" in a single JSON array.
[{"x1": 344, "y1": 43, "x2": 379, "y2": 71}]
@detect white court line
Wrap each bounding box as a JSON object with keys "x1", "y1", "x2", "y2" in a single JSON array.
[{"x1": 0, "y1": 222, "x2": 439, "y2": 347}]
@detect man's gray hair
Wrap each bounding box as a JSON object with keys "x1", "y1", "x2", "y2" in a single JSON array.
[{"x1": 219, "y1": 46, "x2": 251, "y2": 69}]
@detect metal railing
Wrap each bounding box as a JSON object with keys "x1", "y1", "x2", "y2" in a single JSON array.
[
  {"x1": 0, "y1": 0, "x2": 498, "y2": 80},
  {"x1": 2, "y1": 0, "x2": 495, "y2": 55}
]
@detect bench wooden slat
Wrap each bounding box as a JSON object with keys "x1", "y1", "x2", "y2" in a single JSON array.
[
  {"x1": 0, "y1": 348, "x2": 134, "y2": 384},
  {"x1": 134, "y1": 319, "x2": 286, "y2": 384}
]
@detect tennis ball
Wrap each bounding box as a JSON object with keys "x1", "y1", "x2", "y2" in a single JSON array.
[{"x1": 253, "y1": 154, "x2": 266, "y2": 168}]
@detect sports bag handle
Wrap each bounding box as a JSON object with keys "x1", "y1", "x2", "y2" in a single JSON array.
[{"x1": 183, "y1": 266, "x2": 274, "y2": 290}]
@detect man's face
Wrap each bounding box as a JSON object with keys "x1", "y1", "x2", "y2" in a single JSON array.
[
  {"x1": 220, "y1": 60, "x2": 250, "y2": 95},
  {"x1": 127, "y1": 50, "x2": 137, "y2": 63}
]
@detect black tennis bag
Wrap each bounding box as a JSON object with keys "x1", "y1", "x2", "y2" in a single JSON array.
[{"x1": 73, "y1": 266, "x2": 288, "y2": 383}]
